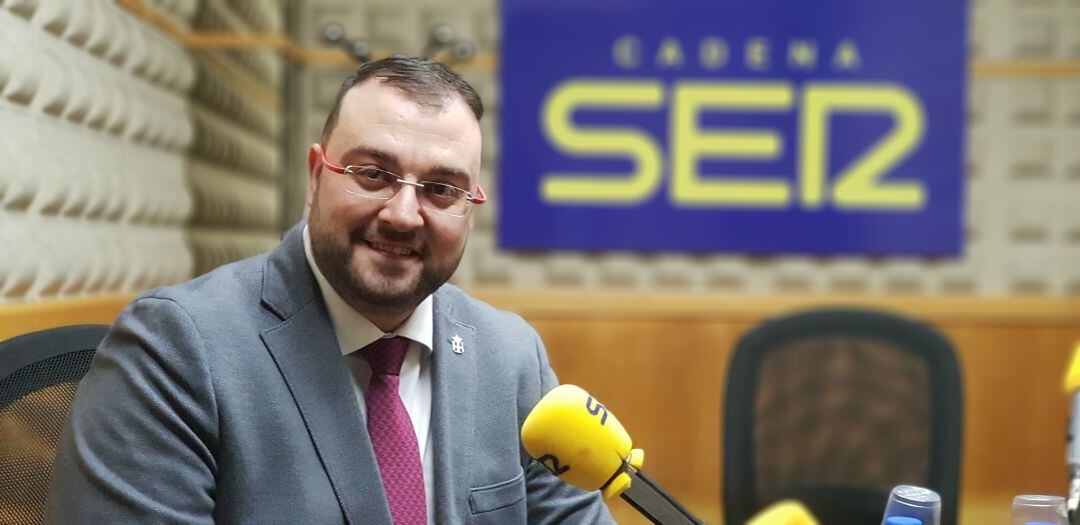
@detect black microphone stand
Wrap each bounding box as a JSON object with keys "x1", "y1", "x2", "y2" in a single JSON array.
[{"x1": 618, "y1": 464, "x2": 705, "y2": 525}]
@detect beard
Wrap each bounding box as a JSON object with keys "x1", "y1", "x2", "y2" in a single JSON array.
[{"x1": 308, "y1": 198, "x2": 463, "y2": 312}]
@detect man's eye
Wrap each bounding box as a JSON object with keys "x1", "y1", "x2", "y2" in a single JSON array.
[
  {"x1": 426, "y1": 184, "x2": 455, "y2": 197},
  {"x1": 360, "y1": 168, "x2": 385, "y2": 180},
  {"x1": 350, "y1": 167, "x2": 392, "y2": 182}
]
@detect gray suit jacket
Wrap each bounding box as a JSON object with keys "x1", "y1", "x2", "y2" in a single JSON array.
[{"x1": 46, "y1": 222, "x2": 614, "y2": 524}]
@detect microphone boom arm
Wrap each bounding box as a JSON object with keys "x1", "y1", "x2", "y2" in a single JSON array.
[{"x1": 618, "y1": 464, "x2": 705, "y2": 525}]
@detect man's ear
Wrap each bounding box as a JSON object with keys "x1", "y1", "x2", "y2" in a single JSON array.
[{"x1": 306, "y1": 143, "x2": 322, "y2": 207}]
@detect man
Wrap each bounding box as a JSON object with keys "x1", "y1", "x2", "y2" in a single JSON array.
[{"x1": 46, "y1": 56, "x2": 614, "y2": 524}]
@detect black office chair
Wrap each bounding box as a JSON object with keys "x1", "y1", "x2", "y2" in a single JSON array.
[
  {"x1": 0, "y1": 325, "x2": 109, "y2": 525},
  {"x1": 723, "y1": 308, "x2": 962, "y2": 525}
]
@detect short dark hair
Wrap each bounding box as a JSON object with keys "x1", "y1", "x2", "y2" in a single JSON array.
[{"x1": 320, "y1": 55, "x2": 484, "y2": 144}]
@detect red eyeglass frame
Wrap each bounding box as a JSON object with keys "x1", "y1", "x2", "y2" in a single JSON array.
[{"x1": 319, "y1": 147, "x2": 488, "y2": 205}]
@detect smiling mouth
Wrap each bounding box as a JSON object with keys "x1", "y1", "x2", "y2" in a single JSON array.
[{"x1": 367, "y1": 240, "x2": 418, "y2": 257}]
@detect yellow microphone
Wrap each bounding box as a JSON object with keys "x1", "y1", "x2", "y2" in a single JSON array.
[
  {"x1": 1064, "y1": 342, "x2": 1080, "y2": 395},
  {"x1": 747, "y1": 501, "x2": 819, "y2": 525},
  {"x1": 1063, "y1": 342, "x2": 1080, "y2": 524},
  {"x1": 521, "y1": 384, "x2": 703, "y2": 525}
]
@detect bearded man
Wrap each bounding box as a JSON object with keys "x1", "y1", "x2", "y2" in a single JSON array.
[{"x1": 46, "y1": 56, "x2": 614, "y2": 525}]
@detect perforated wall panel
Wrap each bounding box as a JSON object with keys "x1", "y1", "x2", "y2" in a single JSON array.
[
  {"x1": 288, "y1": 0, "x2": 1080, "y2": 297},
  {"x1": 0, "y1": 1, "x2": 195, "y2": 302}
]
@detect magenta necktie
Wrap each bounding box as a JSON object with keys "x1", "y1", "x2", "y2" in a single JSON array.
[{"x1": 360, "y1": 336, "x2": 427, "y2": 524}]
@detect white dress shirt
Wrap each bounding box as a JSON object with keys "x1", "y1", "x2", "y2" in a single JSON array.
[{"x1": 303, "y1": 226, "x2": 435, "y2": 524}]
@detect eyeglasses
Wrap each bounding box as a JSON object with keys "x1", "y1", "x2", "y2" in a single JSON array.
[{"x1": 320, "y1": 147, "x2": 487, "y2": 218}]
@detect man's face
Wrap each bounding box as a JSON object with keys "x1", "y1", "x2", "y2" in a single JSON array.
[{"x1": 307, "y1": 79, "x2": 482, "y2": 314}]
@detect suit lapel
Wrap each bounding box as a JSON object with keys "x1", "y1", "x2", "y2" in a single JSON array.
[
  {"x1": 430, "y1": 288, "x2": 477, "y2": 523},
  {"x1": 259, "y1": 222, "x2": 392, "y2": 525}
]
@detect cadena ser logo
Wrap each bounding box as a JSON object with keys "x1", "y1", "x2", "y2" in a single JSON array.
[
  {"x1": 543, "y1": 37, "x2": 925, "y2": 210},
  {"x1": 499, "y1": 0, "x2": 965, "y2": 255}
]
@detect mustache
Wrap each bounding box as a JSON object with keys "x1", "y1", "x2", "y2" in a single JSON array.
[{"x1": 350, "y1": 226, "x2": 423, "y2": 252}]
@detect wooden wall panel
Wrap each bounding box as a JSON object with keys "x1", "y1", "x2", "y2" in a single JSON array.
[
  {"x1": 944, "y1": 325, "x2": 1077, "y2": 500},
  {"x1": 532, "y1": 319, "x2": 739, "y2": 523},
  {"x1": 0, "y1": 296, "x2": 133, "y2": 341},
  {"x1": 488, "y1": 292, "x2": 1080, "y2": 524},
  {"x1": 3, "y1": 292, "x2": 1078, "y2": 523}
]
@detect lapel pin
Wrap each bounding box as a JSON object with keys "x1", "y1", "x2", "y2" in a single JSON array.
[{"x1": 451, "y1": 335, "x2": 465, "y2": 354}]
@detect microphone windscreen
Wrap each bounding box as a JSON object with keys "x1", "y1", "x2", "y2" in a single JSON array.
[
  {"x1": 520, "y1": 384, "x2": 632, "y2": 491},
  {"x1": 747, "y1": 501, "x2": 819, "y2": 525},
  {"x1": 1064, "y1": 342, "x2": 1080, "y2": 394}
]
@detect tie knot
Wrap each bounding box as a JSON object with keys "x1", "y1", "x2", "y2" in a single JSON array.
[{"x1": 360, "y1": 336, "x2": 409, "y2": 376}]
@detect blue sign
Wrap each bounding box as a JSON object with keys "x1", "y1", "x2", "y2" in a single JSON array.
[{"x1": 498, "y1": 0, "x2": 965, "y2": 255}]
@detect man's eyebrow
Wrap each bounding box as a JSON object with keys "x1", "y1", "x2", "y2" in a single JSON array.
[
  {"x1": 423, "y1": 166, "x2": 472, "y2": 183},
  {"x1": 341, "y1": 146, "x2": 398, "y2": 166},
  {"x1": 341, "y1": 146, "x2": 472, "y2": 183}
]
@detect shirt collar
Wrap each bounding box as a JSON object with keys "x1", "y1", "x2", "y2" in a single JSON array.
[{"x1": 303, "y1": 225, "x2": 433, "y2": 356}]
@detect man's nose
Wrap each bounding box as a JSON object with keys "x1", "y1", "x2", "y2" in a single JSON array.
[{"x1": 378, "y1": 183, "x2": 425, "y2": 230}]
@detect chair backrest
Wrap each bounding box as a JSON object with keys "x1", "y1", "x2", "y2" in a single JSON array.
[
  {"x1": 0, "y1": 325, "x2": 109, "y2": 525},
  {"x1": 723, "y1": 308, "x2": 962, "y2": 525}
]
